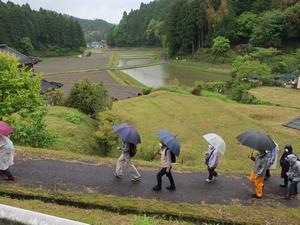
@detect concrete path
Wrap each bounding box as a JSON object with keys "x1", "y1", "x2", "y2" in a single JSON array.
[{"x1": 5, "y1": 159, "x2": 300, "y2": 208}]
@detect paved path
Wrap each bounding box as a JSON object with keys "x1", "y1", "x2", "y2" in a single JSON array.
[{"x1": 5, "y1": 159, "x2": 300, "y2": 207}]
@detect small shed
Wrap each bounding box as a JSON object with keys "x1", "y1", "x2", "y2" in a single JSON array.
[
  {"x1": 41, "y1": 80, "x2": 64, "y2": 94},
  {"x1": 0, "y1": 44, "x2": 40, "y2": 68},
  {"x1": 284, "y1": 117, "x2": 300, "y2": 130}
]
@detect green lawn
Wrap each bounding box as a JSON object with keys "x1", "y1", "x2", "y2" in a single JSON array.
[
  {"x1": 0, "y1": 196, "x2": 191, "y2": 225},
  {"x1": 45, "y1": 106, "x2": 99, "y2": 154},
  {"x1": 112, "y1": 91, "x2": 300, "y2": 174},
  {"x1": 250, "y1": 86, "x2": 300, "y2": 109}
]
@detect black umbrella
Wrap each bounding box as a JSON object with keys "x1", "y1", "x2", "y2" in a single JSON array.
[{"x1": 236, "y1": 131, "x2": 276, "y2": 152}]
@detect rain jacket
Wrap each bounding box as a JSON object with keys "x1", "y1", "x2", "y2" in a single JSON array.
[
  {"x1": 286, "y1": 154, "x2": 300, "y2": 182},
  {"x1": 205, "y1": 147, "x2": 218, "y2": 168},
  {"x1": 267, "y1": 142, "x2": 279, "y2": 170},
  {"x1": 254, "y1": 153, "x2": 268, "y2": 177},
  {"x1": 0, "y1": 135, "x2": 14, "y2": 171},
  {"x1": 160, "y1": 147, "x2": 171, "y2": 169}
]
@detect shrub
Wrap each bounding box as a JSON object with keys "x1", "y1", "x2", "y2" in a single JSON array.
[
  {"x1": 44, "y1": 89, "x2": 64, "y2": 106},
  {"x1": 142, "y1": 87, "x2": 153, "y2": 95},
  {"x1": 66, "y1": 79, "x2": 112, "y2": 118},
  {"x1": 0, "y1": 52, "x2": 43, "y2": 119},
  {"x1": 55, "y1": 110, "x2": 84, "y2": 125},
  {"x1": 195, "y1": 80, "x2": 226, "y2": 94},
  {"x1": 232, "y1": 56, "x2": 271, "y2": 80},
  {"x1": 191, "y1": 86, "x2": 202, "y2": 96},
  {"x1": 211, "y1": 36, "x2": 230, "y2": 62},
  {"x1": 8, "y1": 109, "x2": 55, "y2": 148},
  {"x1": 95, "y1": 111, "x2": 120, "y2": 156}
]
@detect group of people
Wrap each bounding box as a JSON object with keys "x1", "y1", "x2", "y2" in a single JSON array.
[
  {"x1": 0, "y1": 125, "x2": 299, "y2": 201},
  {"x1": 113, "y1": 139, "x2": 299, "y2": 200}
]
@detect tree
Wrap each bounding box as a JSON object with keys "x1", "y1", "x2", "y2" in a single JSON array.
[
  {"x1": 232, "y1": 56, "x2": 271, "y2": 80},
  {"x1": 66, "y1": 79, "x2": 112, "y2": 118},
  {"x1": 0, "y1": 52, "x2": 43, "y2": 119},
  {"x1": 17, "y1": 37, "x2": 34, "y2": 55},
  {"x1": 282, "y1": 2, "x2": 300, "y2": 41},
  {"x1": 211, "y1": 36, "x2": 230, "y2": 61},
  {"x1": 250, "y1": 10, "x2": 284, "y2": 47},
  {"x1": 235, "y1": 12, "x2": 258, "y2": 43}
]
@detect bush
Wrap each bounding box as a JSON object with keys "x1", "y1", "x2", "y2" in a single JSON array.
[
  {"x1": 142, "y1": 87, "x2": 153, "y2": 95},
  {"x1": 191, "y1": 86, "x2": 202, "y2": 96},
  {"x1": 66, "y1": 79, "x2": 112, "y2": 118},
  {"x1": 95, "y1": 111, "x2": 120, "y2": 156},
  {"x1": 55, "y1": 110, "x2": 84, "y2": 125},
  {"x1": 211, "y1": 36, "x2": 230, "y2": 62},
  {"x1": 44, "y1": 89, "x2": 64, "y2": 106},
  {"x1": 8, "y1": 109, "x2": 55, "y2": 148},
  {"x1": 232, "y1": 56, "x2": 271, "y2": 80},
  {"x1": 195, "y1": 80, "x2": 226, "y2": 94}
]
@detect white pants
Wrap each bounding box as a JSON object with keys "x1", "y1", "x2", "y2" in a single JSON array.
[{"x1": 115, "y1": 152, "x2": 141, "y2": 179}]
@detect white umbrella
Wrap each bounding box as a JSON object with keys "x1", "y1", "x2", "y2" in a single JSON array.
[{"x1": 203, "y1": 133, "x2": 226, "y2": 155}]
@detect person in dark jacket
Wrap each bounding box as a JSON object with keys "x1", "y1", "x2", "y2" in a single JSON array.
[{"x1": 280, "y1": 144, "x2": 293, "y2": 187}]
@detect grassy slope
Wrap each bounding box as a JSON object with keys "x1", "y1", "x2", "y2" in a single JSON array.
[
  {"x1": 112, "y1": 91, "x2": 300, "y2": 174},
  {"x1": 250, "y1": 87, "x2": 300, "y2": 109},
  {"x1": 1, "y1": 186, "x2": 299, "y2": 225},
  {"x1": 45, "y1": 106, "x2": 98, "y2": 154}
]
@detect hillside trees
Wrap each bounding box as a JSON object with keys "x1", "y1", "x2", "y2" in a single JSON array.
[{"x1": 0, "y1": 1, "x2": 86, "y2": 53}]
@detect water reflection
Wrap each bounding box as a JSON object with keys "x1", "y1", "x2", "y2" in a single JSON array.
[{"x1": 122, "y1": 64, "x2": 230, "y2": 87}]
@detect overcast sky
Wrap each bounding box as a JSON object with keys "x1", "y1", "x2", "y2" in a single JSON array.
[{"x1": 4, "y1": 0, "x2": 153, "y2": 24}]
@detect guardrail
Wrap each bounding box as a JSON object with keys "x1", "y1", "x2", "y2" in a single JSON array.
[{"x1": 0, "y1": 204, "x2": 89, "y2": 225}]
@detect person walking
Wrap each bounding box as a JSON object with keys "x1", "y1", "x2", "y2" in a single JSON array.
[
  {"x1": 0, "y1": 134, "x2": 15, "y2": 181},
  {"x1": 205, "y1": 144, "x2": 218, "y2": 183},
  {"x1": 114, "y1": 141, "x2": 141, "y2": 181},
  {"x1": 265, "y1": 142, "x2": 279, "y2": 180},
  {"x1": 285, "y1": 154, "x2": 300, "y2": 200},
  {"x1": 152, "y1": 142, "x2": 176, "y2": 191},
  {"x1": 249, "y1": 151, "x2": 268, "y2": 198},
  {"x1": 279, "y1": 144, "x2": 293, "y2": 187}
]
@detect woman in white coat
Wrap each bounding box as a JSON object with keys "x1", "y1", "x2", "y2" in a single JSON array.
[{"x1": 0, "y1": 134, "x2": 15, "y2": 181}]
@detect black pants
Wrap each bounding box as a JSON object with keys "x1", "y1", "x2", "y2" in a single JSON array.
[
  {"x1": 0, "y1": 168, "x2": 13, "y2": 177},
  {"x1": 156, "y1": 167, "x2": 175, "y2": 188},
  {"x1": 266, "y1": 169, "x2": 271, "y2": 177},
  {"x1": 208, "y1": 167, "x2": 218, "y2": 180}
]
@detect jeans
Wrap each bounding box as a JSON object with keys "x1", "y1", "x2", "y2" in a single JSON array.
[
  {"x1": 0, "y1": 168, "x2": 12, "y2": 177},
  {"x1": 288, "y1": 180, "x2": 299, "y2": 195},
  {"x1": 155, "y1": 167, "x2": 175, "y2": 189},
  {"x1": 207, "y1": 167, "x2": 218, "y2": 180}
]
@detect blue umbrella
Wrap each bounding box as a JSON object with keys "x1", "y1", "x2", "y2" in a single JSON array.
[
  {"x1": 157, "y1": 130, "x2": 180, "y2": 156},
  {"x1": 113, "y1": 123, "x2": 141, "y2": 145}
]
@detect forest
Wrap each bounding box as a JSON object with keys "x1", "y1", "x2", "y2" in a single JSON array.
[
  {"x1": 107, "y1": 0, "x2": 300, "y2": 56},
  {"x1": 0, "y1": 1, "x2": 86, "y2": 55}
]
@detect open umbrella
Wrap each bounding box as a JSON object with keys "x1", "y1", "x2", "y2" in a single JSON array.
[
  {"x1": 203, "y1": 133, "x2": 226, "y2": 155},
  {"x1": 0, "y1": 122, "x2": 15, "y2": 136},
  {"x1": 157, "y1": 130, "x2": 180, "y2": 156},
  {"x1": 113, "y1": 123, "x2": 141, "y2": 145},
  {"x1": 236, "y1": 131, "x2": 275, "y2": 153}
]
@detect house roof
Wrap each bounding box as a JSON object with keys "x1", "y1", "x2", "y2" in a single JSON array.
[
  {"x1": 41, "y1": 79, "x2": 64, "y2": 94},
  {"x1": 0, "y1": 44, "x2": 39, "y2": 66}
]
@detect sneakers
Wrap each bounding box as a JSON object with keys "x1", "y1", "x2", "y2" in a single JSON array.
[
  {"x1": 152, "y1": 186, "x2": 161, "y2": 192},
  {"x1": 3, "y1": 176, "x2": 14, "y2": 181},
  {"x1": 131, "y1": 176, "x2": 141, "y2": 182},
  {"x1": 166, "y1": 185, "x2": 176, "y2": 191},
  {"x1": 206, "y1": 178, "x2": 212, "y2": 183},
  {"x1": 280, "y1": 184, "x2": 287, "y2": 188}
]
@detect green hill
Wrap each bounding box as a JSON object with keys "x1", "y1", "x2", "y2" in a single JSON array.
[
  {"x1": 45, "y1": 106, "x2": 98, "y2": 154},
  {"x1": 112, "y1": 91, "x2": 300, "y2": 173}
]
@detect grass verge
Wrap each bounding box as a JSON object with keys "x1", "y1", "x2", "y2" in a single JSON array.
[
  {"x1": 107, "y1": 70, "x2": 147, "y2": 89},
  {"x1": 0, "y1": 185, "x2": 298, "y2": 225}
]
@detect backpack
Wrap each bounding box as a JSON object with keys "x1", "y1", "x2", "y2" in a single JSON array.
[
  {"x1": 129, "y1": 143, "x2": 137, "y2": 157},
  {"x1": 165, "y1": 149, "x2": 176, "y2": 163}
]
